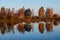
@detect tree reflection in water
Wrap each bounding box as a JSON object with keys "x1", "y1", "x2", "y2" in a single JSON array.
[
  {"x1": 53, "y1": 20, "x2": 59, "y2": 26},
  {"x1": 24, "y1": 23, "x2": 32, "y2": 32},
  {"x1": 38, "y1": 23, "x2": 44, "y2": 34},
  {"x1": 46, "y1": 22, "x2": 53, "y2": 32},
  {"x1": 17, "y1": 22, "x2": 25, "y2": 34},
  {"x1": 7, "y1": 22, "x2": 15, "y2": 34},
  {"x1": 0, "y1": 21, "x2": 60, "y2": 35},
  {"x1": 0, "y1": 22, "x2": 6, "y2": 35}
]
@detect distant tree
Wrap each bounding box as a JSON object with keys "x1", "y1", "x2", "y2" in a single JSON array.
[
  {"x1": 1, "y1": 7, "x2": 6, "y2": 15},
  {"x1": 38, "y1": 6, "x2": 44, "y2": 19},
  {"x1": 7, "y1": 8, "x2": 15, "y2": 19},
  {"x1": 18, "y1": 7, "x2": 25, "y2": 19},
  {"x1": 53, "y1": 14, "x2": 59, "y2": 20},
  {"x1": 0, "y1": 7, "x2": 6, "y2": 19},
  {"x1": 24, "y1": 8, "x2": 32, "y2": 18},
  {"x1": 45, "y1": 8, "x2": 53, "y2": 19}
]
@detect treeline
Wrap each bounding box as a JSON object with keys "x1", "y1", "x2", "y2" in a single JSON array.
[{"x1": 0, "y1": 6, "x2": 60, "y2": 23}]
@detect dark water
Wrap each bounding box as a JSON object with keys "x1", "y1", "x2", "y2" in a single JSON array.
[{"x1": 0, "y1": 22, "x2": 60, "y2": 40}]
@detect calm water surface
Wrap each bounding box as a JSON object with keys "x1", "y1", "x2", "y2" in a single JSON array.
[{"x1": 0, "y1": 22, "x2": 60, "y2": 40}]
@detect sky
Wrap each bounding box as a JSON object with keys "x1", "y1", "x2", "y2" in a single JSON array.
[{"x1": 0, "y1": 0, "x2": 60, "y2": 16}]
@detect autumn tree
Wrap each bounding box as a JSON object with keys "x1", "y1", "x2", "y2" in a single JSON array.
[
  {"x1": 24, "y1": 8, "x2": 32, "y2": 18},
  {"x1": 45, "y1": 8, "x2": 53, "y2": 19},
  {"x1": 0, "y1": 7, "x2": 6, "y2": 19},
  {"x1": 18, "y1": 7, "x2": 25, "y2": 20},
  {"x1": 24, "y1": 8, "x2": 32, "y2": 23},
  {"x1": 53, "y1": 14, "x2": 59, "y2": 21},
  {"x1": 38, "y1": 6, "x2": 44, "y2": 20}
]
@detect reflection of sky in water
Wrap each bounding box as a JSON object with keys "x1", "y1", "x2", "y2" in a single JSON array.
[{"x1": 0, "y1": 23, "x2": 60, "y2": 40}]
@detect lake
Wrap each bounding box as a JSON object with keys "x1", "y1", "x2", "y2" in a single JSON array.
[{"x1": 0, "y1": 22, "x2": 60, "y2": 40}]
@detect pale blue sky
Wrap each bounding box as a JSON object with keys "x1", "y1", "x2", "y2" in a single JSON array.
[{"x1": 0, "y1": 0, "x2": 60, "y2": 15}]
